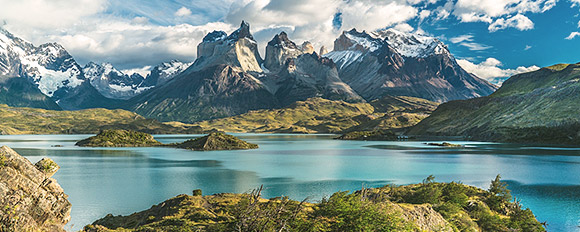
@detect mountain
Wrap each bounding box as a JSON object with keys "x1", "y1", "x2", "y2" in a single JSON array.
[
  {"x1": 408, "y1": 63, "x2": 580, "y2": 144},
  {"x1": 263, "y1": 32, "x2": 363, "y2": 105},
  {"x1": 0, "y1": 76, "x2": 61, "y2": 110},
  {"x1": 0, "y1": 27, "x2": 115, "y2": 110},
  {"x1": 191, "y1": 21, "x2": 263, "y2": 72},
  {"x1": 139, "y1": 60, "x2": 191, "y2": 88},
  {"x1": 127, "y1": 23, "x2": 362, "y2": 123},
  {"x1": 324, "y1": 28, "x2": 497, "y2": 102},
  {"x1": 83, "y1": 62, "x2": 147, "y2": 100}
]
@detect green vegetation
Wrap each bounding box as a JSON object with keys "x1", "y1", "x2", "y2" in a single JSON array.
[
  {"x1": 193, "y1": 96, "x2": 437, "y2": 134},
  {"x1": 0, "y1": 154, "x2": 6, "y2": 167},
  {"x1": 34, "y1": 158, "x2": 59, "y2": 176},
  {"x1": 76, "y1": 130, "x2": 163, "y2": 147},
  {"x1": 83, "y1": 176, "x2": 544, "y2": 232},
  {"x1": 425, "y1": 142, "x2": 464, "y2": 147},
  {"x1": 409, "y1": 63, "x2": 580, "y2": 145},
  {"x1": 173, "y1": 132, "x2": 258, "y2": 151},
  {"x1": 0, "y1": 104, "x2": 201, "y2": 135},
  {"x1": 336, "y1": 130, "x2": 398, "y2": 140}
]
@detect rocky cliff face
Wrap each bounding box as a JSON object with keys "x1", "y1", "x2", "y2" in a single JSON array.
[
  {"x1": 263, "y1": 32, "x2": 304, "y2": 72},
  {"x1": 325, "y1": 28, "x2": 497, "y2": 103},
  {"x1": 0, "y1": 146, "x2": 71, "y2": 231},
  {"x1": 274, "y1": 52, "x2": 364, "y2": 105},
  {"x1": 193, "y1": 21, "x2": 263, "y2": 72}
]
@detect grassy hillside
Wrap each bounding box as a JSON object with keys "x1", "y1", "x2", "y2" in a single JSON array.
[
  {"x1": 84, "y1": 176, "x2": 544, "y2": 232},
  {"x1": 193, "y1": 96, "x2": 438, "y2": 133},
  {"x1": 0, "y1": 105, "x2": 201, "y2": 135},
  {"x1": 409, "y1": 63, "x2": 580, "y2": 144}
]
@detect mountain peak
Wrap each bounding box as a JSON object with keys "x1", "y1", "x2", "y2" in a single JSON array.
[
  {"x1": 374, "y1": 28, "x2": 449, "y2": 58},
  {"x1": 227, "y1": 20, "x2": 254, "y2": 41},
  {"x1": 202, "y1": 31, "x2": 227, "y2": 42},
  {"x1": 268, "y1": 31, "x2": 298, "y2": 49}
]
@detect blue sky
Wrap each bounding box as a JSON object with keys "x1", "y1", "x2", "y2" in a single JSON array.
[{"x1": 1, "y1": 0, "x2": 579, "y2": 83}]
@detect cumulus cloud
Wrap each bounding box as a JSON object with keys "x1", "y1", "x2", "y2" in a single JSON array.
[
  {"x1": 175, "y1": 7, "x2": 192, "y2": 17},
  {"x1": 565, "y1": 31, "x2": 580, "y2": 40},
  {"x1": 488, "y1": 14, "x2": 534, "y2": 32},
  {"x1": 458, "y1": 58, "x2": 540, "y2": 84},
  {"x1": 447, "y1": 0, "x2": 555, "y2": 32}
]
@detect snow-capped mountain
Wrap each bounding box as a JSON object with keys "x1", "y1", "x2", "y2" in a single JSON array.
[
  {"x1": 139, "y1": 60, "x2": 191, "y2": 88},
  {"x1": 83, "y1": 62, "x2": 148, "y2": 100},
  {"x1": 0, "y1": 28, "x2": 85, "y2": 98},
  {"x1": 324, "y1": 28, "x2": 497, "y2": 102}
]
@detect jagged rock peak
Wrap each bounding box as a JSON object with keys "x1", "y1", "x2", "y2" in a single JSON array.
[
  {"x1": 319, "y1": 46, "x2": 329, "y2": 56},
  {"x1": 374, "y1": 28, "x2": 449, "y2": 58},
  {"x1": 202, "y1": 31, "x2": 227, "y2": 42},
  {"x1": 227, "y1": 20, "x2": 254, "y2": 41},
  {"x1": 334, "y1": 28, "x2": 385, "y2": 52},
  {"x1": 268, "y1": 31, "x2": 298, "y2": 49},
  {"x1": 301, "y1": 41, "x2": 315, "y2": 54}
]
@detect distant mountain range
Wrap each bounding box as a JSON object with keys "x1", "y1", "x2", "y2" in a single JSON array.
[
  {"x1": 0, "y1": 22, "x2": 496, "y2": 123},
  {"x1": 408, "y1": 63, "x2": 580, "y2": 144}
]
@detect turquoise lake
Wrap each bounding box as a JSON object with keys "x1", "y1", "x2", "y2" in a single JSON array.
[{"x1": 0, "y1": 134, "x2": 579, "y2": 231}]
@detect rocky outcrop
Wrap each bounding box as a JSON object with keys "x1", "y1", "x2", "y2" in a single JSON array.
[
  {"x1": 0, "y1": 146, "x2": 71, "y2": 231},
  {"x1": 173, "y1": 132, "x2": 258, "y2": 151},
  {"x1": 192, "y1": 21, "x2": 263, "y2": 72},
  {"x1": 263, "y1": 32, "x2": 303, "y2": 72},
  {"x1": 274, "y1": 52, "x2": 364, "y2": 105},
  {"x1": 75, "y1": 129, "x2": 162, "y2": 147}
]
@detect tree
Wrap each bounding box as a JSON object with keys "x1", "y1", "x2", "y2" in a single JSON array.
[{"x1": 489, "y1": 174, "x2": 512, "y2": 201}]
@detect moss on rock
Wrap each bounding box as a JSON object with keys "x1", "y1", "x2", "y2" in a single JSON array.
[
  {"x1": 75, "y1": 130, "x2": 162, "y2": 147},
  {"x1": 172, "y1": 132, "x2": 258, "y2": 151}
]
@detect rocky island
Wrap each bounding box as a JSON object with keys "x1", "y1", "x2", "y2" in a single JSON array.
[
  {"x1": 76, "y1": 129, "x2": 163, "y2": 147},
  {"x1": 83, "y1": 176, "x2": 544, "y2": 232},
  {"x1": 0, "y1": 146, "x2": 71, "y2": 232},
  {"x1": 76, "y1": 130, "x2": 258, "y2": 151},
  {"x1": 172, "y1": 132, "x2": 259, "y2": 151}
]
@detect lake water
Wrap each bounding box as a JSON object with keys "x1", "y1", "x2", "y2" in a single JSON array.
[{"x1": 0, "y1": 134, "x2": 579, "y2": 231}]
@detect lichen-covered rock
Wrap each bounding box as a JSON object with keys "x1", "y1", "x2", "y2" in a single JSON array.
[
  {"x1": 76, "y1": 129, "x2": 162, "y2": 147},
  {"x1": 173, "y1": 132, "x2": 258, "y2": 151},
  {"x1": 0, "y1": 146, "x2": 71, "y2": 232}
]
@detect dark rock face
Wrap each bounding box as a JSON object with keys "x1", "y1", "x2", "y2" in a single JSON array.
[
  {"x1": 274, "y1": 52, "x2": 364, "y2": 105},
  {"x1": 264, "y1": 32, "x2": 302, "y2": 72},
  {"x1": 130, "y1": 64, "x2": 278, "y2": 122},
  {"x1": 0, "y1": 76, "x2": 62, "y2": 110},
  {"x1": 325, "y1": 28, "x2": 497, "y2": 103},
  {"x1": 0, "y1": 146, "x2": 71, "y2": 232}
]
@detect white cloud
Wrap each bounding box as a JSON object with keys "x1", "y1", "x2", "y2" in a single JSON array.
[
  {"x1": 524, "y1": 45, "x2": 532, "y2": 50},
  {"x1": 460, "y1": 42, "x2": 492, "y2": 50},
  {"x1": 450, "y1": 0, "x2": 555, "y2": 32},
  {"x1": 449, "y1": 34, "x2": 474, "y2": 43},
  {"x1": 565, "y1": 31, "x2": 580, "y2": 39},
  {"x1": 175, "y1": 7, "x2": 192, "y2": 17},
  {"x1": 488, "y1": 14, "x2": 534, "y2": 32},
  {"x1": 458, "y1": 57, "x2": 540, "y2": 84},
  {"x1": 394, "y1": 23, "x2": 415, "y2": 32}
]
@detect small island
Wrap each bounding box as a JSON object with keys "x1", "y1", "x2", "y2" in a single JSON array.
[
  {"x1": 76, "y1": 130, "x2": 258, "y2": 151},
  {"x1": 76, "y1": 130, "x2": 163, "y2": 147},
  {"x1": 425, "y1": 142, "x2": 464, "y2": 148},
  {"x1": 173, "y1": 132, "x2": 259, "y2": 151},
  {"x1": 336, "y1": 130, "x2": 399, "y2": 141}
]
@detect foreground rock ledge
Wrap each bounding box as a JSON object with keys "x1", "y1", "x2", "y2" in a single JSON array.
[{"x1": 0, "y1": 146, "x2": 71, "y2": 232}]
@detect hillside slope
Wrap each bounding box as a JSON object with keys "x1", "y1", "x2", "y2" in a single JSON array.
[
  {"x1": 0, "y1": 104, "x2": 200, "y2": 135},
  {"x1": 193, "y1": 96, "x2": 437, "y2": 133},
  {"x1": 409, "y1": 63, "x2": 580, "y2": 144}
]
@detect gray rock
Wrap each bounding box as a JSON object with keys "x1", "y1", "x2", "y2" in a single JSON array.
[{"x1": 0, "y1": 146, "x2": 71, "y2": 232}]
